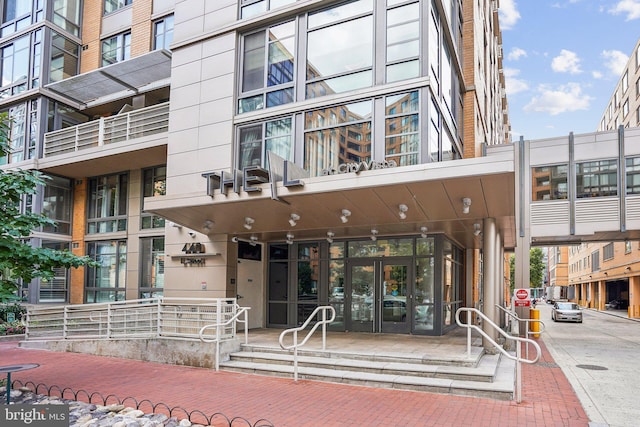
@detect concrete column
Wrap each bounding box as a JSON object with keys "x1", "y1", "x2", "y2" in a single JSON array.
[
  {"x1": 497, "y1": 234, "x2": 504, "y2": 328},
  {"x1": 482, "y1": 218, "x2": 498, "y2": 347}
]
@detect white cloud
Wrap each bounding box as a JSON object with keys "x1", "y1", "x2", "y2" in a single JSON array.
[
  {"x1": 504, "y1": 68, "x2": 529, "y2": 95},
  {"x1": 507, "y1": 47, "x2": 527, "y2": 61},
  {"x1": 592, "y1": 71, "x2": 603, "y2": 79},
  {"x1": 499, "y1": 0, "x2": 521, "y2": 30},
  {"x1": 524, "y1": 83, "x2": 593, "y2": 115},
  {"x1": 551, "y1": 50, "x2": 582, "y2": 74},
  {"x1": 601, "y1": 50, "x2": 629, "y2": 75},
  {"x1": 608, "y1": 0, "x2": 640, "y2": 20}
]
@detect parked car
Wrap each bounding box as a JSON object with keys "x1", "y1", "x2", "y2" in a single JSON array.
[
  {"x1": 551, "y1": 302, "x2": 583, "y2": 323},
  {"x1": 605, "y1": 299, "x2": 629, "y2": 310}
]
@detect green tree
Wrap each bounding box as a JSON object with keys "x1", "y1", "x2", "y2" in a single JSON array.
[
  {"x1": 509, "y1": 248, "x2": 546, "y2": 292},
  {"x1": 0, "y1": 113, "x2": 92, "y2": 302}
]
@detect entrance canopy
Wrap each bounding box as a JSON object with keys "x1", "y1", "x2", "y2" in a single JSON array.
[{"x1": 145, "y1": 152, "x2": 516, "y2": 249}]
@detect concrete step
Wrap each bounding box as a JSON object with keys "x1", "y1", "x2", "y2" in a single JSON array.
[{"x1": 219, "y1": 347, "x2": 515, "y2": 400}]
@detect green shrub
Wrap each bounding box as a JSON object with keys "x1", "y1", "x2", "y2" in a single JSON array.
[{"x1": 0, "y1": 302, "x2": 26, "y2": 322}]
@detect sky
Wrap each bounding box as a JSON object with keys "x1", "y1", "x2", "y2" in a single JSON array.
[{"x1": 499, "y1": 0, "x2": 640, "y2": 141}]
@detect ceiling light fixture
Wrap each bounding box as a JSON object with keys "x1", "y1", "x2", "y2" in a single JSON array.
[
  {"x1": 340, "y1": 209, "x2": 351, "y2": 223},
  {"x1": 202, "y1": 220, "x2": 214, "y2": 233},
  {"x1": 473, "y1": 223, "x2": 481, "y2": 236},
  {"x1": 420, "y1": 226, "x2": 428, "y2": 238},
  {"x1": 326, "y1": 231, "x2": 335, "y2": 244},
  {"x1": 370, "y1": 228, "x2": 378, "y2": 241},
  {"x1": 244, "y1": 217, "x2": 255, "y2": 230},
  {"x1": 398, "y1": 204, "x2": 408, "y2": 220},
  {"x1": 286, "y1": 232, "x2": 294, "y2": 245},
  {"x1": 289, "y1": 213, "x2": 300, "y2": 227},
  {"x1": 462, "y1": 198, "x2": 472, "y2": 214}
]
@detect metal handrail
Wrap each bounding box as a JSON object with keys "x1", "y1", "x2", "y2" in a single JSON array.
[
  {"x1": 278, "y1": 306, "x2": 336, "y2": 381},
  {"x1": 456, "y1": 307, "x2": 541, "y2": 403},
  {"x1": 198, "y1": 305, "x2": 251, "y2": 371},
  {"x1": 496, "y1": 304, "x2": 545, "y2": 358}
]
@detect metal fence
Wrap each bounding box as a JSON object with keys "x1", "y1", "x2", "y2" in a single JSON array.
[{"x1": 25, "y1": 297, "x2": 237, "y2": 342}]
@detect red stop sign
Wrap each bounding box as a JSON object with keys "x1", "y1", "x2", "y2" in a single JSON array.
[{"x1": 515, "y1": 289, "x2": 528, "y2": 299}]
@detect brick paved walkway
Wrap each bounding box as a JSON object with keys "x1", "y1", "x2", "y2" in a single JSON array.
[{"x1": 0, "y1": 339, "x2": 588, "y2": 427}]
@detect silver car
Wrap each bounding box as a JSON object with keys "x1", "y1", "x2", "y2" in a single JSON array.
[{"x1": 551, "y1": 302, "x2": 583, "y2": 323}]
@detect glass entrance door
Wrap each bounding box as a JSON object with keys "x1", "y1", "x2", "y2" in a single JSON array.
[{"x1": 346, "y1": 259, "x2": 412, "y2": 333}]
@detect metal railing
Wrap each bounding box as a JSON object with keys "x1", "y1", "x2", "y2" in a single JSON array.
[
  {"x1": 199, "y1": 306, "x2": 250, "y2": 371},
  {"x1": 25, "y1": 297, "x2": 241, "y2": 343},
  {"x1": 278, "y1": 306, "x2": 336, "y2": 381},
  {"x1": 496, "y1": 304, "x2": 546, "y2": 358},
  {"x1": 456, "y1": 307, "x2": 541, "y2": 403},
  {"x1": 43, "y1": 102, "x2": 169, "y2": 157}
]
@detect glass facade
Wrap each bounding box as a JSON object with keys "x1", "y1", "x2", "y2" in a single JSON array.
[
  {"x1": 267, "y1": 234, "x2": 461, "y2": 335},
  {"x1": 139, "y1": 237, "x2": 165, "y2": 298},
  {"x1": 141, "y1": 166, "x2": 166, "y2": 229},
  {"x1": 102, "y1": 32, "x2": 131, "y2": 66},
  {"x1": 236, "y1": 0, "x2": 463, "y2": 175},
  {"x1": 87, "y1": 173, "x2": 128, "y2": 234},
  {"x1": 86, "y1": 240, "x2": 127, "y2": 303}
]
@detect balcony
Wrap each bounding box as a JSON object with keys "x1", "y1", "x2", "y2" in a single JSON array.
[
  {"x1": 44, "y1": 102, "x2": 169, "y2": 157},
  {"x1": 39, "y1": 102, "x2": 169, "y2": 178}
]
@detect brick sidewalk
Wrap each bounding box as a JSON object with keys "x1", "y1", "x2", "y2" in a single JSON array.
[{"x1": 0, "y1": 339, "x2": 588, "y2": 427}]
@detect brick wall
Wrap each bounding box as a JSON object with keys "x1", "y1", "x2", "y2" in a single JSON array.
[
  {"x1": 70, "y1": 179, "x2": 87, "y2": 304},
  {"x1": 80, "y1": 0, "x2": 102, "y2": 73},
  {"x1": 131, "y1": 0, "x2": 153, "y2": 57}
]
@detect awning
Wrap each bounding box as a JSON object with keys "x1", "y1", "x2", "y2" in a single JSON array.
[{"x1": 43, "y1": 50, "x2": 171, "y2": 109}]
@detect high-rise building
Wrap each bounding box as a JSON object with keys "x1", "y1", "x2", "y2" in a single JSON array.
[{"x1": 1, "y1": 0, "x2": 512, "y2": 335}]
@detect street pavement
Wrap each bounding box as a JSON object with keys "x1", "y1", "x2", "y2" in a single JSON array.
[{"x1": 536, "y1": 302, "x2": 640, "y2": 427}]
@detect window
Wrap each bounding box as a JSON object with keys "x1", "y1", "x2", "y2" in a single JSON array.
[
  {"x1": 139, "y1": 237, "x2": 164, "y2": 298},
  {"x1": 576, "y1": 160, "x2": 617, "y2": 198},
  {"x1": 153, "y1": 15, "x2": 174, "y2": 51},
  {"x1": 603, "y1": 243, "x2": 614, "y2": 261},
  {"x1": 1, "y1": 103, "x2": 25, "y2": 163},
  {"x1": 40, "y1": 241, "x2": 71, "y2": 303},
  {"x1": 0, "y1": 34, "x2": 29, "y2": 95},
  {"x1": 238, "y1": 117, "x2": 293, "y2": 170},
  {"x1": 625, "y1": 241, "x2": 632, "y2": 254},
  {"x1": 591, "y1": 250, "x2": 600, "y2": 272},
  {"x1": 87, "y1": 173, "x2": 128, "y2": 233},
  {"x1": 623, "y1": 99, "x2": 629, "y2": 118},
  {"x1": 304, "y1": 100, "x2": 372, "y2": 176},
  {"x1": 239, "y1": 21, "x2": 295, "y2": 113},
  {"x1": 626, "y1": 157, "x2": 640, "y2": 194},
  {"x1": 42, "y1": 175, "x2": 72, "y2": 234},
  {"x1": 53, "y1": 0, "x2": 81, "y2": 36},
  {"x1": 50, "y1": 31, "x2": 80, "y2": 83},
  {"x1": 141, "y1": 166, "x2": 166, "y2": 229},
  {"x1": 385, "y1": 91, "x2": 419, "y2": 166},
  {"x1": 101, "y1": 32, "x2": 131, "y2": 66},
  {"x1": 386, "y1": 2, "x2": 420, "y2": 83},
  {"x1": 240, "y1": 0, "x2": 296, "y2": 19},
  {"x1": 1, "y1": 0, "x2": 38, "y2": 36},
  {"x1": 85, "y1": 240, "x2": 127, "y2": 303},
  {"x1": 532, "y1": 165, "x2": 568, "y2": 201},
  {"x1": 104, "y1": 0, "x2": 132, "y2": 15},
  {"x1": 622, "y1": 70, "x2": 629, "y2": 94}
]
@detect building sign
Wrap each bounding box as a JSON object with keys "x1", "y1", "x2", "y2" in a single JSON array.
[
  {"x1": 321, "y1": 159, "x2": 397, "y2": 175},
  {"x1": 202, "y1": 152, "x2": 306, "y2": 201}
]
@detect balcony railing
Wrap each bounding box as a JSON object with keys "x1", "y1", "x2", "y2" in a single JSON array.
[{"x1": 43, "y1": 102, "x2": 169, "y2": 158}]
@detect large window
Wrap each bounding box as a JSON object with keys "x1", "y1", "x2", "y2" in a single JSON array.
[
  {"x1": 626, "y1": 157, "x2": 640, "y2": 194},
  {"x1": 101, "y1": 32, "x2": 131, "y2": 66},
  {"x1": 238, "y1": 117, "x2": 293, "y2": 170},
  {"x1": 304, "y1": 100, "x2": 372, "y2": 176},
  {"x1": 576, "y1": 160, "x2": 617, "y2": 198},
  {"x1": 532, "y1": 165, "x2": 568, "y2": 201},
  {"x1": 53, "y1": 0, "x2": 81, "y2": 36},
  {"x1": 386, "y1": 2, "x2": 420, "y2": 83},
  {"x1": 1, "y1": 34, "x2": 29, "y2": 95},
  {"x1": 141, "y1": 166, "x2": 166, "y2": 229},
  {"x1": 240, "y1": 0, "x2": 296, "y2": 18},
  {"x1": 104, "y1": 0, "x2": 132, "y2": 15},
  {"x1": 86, "y1": 240, "x2": 127, "y2": 303},
  {"x1": 42, "y1": 175, "x2": 72, "y2": 234},
  {"x1": 153, "y1": 15, "x2": 174, "y2": 51},
  {"x1": 50, "y1": 31, "x2": 79, "y2": 83},
  {"x1": 1, "y1": 0, "x2": 41, "y2": 36},
  {"x1": 385, "y1": 91, "x2": 419, "y2": 166},
  {"x1": 40, "y1": 241, "x2": 70, "y2": 303},
  {"x1": 87, "y1": 173, "x2": 128, "y2": 234},
  {"x1": 139, "y1": 237, "x2": 164, "y2": 298},
  {"x1": 239, "y1": 21, "x2": 295, "y2": 113}
]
